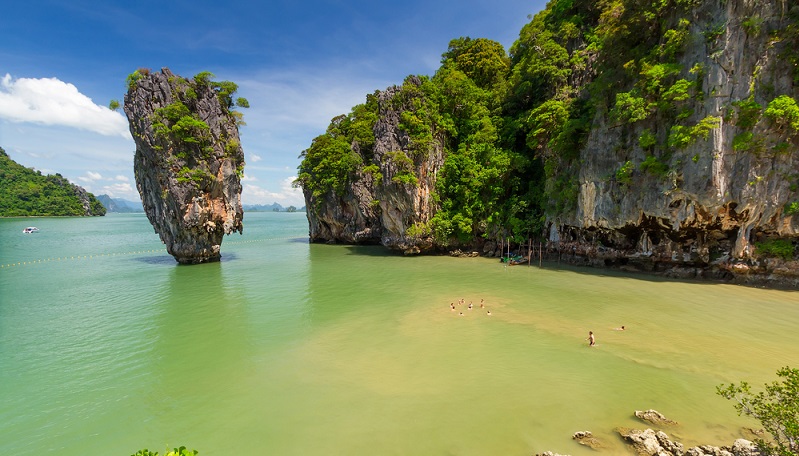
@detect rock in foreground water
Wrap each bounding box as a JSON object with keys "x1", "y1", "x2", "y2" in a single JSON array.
[{"x1": 124, "y1": 68, "x2": 245, "y2": 264}]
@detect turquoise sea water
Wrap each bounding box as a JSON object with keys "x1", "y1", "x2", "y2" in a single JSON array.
[{"x1": 1, "y1": 212, "x2": 798, "y2": 455}]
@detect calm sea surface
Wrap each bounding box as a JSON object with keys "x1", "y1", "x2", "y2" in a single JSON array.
[{"x1": 1, "y1": 212, "x2": 798, "y2": 455}]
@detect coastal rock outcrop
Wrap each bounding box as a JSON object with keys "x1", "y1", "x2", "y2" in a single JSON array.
[
  {"x1": 301, "y1": 76, "x2": 444, "y2": 254},
  {"x1": 635, "y1": 409, "x2": 679, "y2": 427},
  {"x1": 618, "y1": 428, "x2": 686, "y2": 456},
  {"x1": 537, "y1": 430, "x2": 759, "y2": 456},
  {"x1": 124, "y1": 68, "x2": 245, "y2": 264},
  {"x1": 572, "y1": 430, "x2": 606, "y2": 450},
  {"x1": 297, "y1": 0, "x2": 799, "y2": 286},
  {"x1": 543, "y1": 0, "x2": 799, "y2": 287},
  {"x1": 616, "y1": 428, "x2": 759, "y2": 456}
]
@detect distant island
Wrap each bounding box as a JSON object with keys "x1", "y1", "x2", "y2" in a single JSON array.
[
  {"x1": 0, "y1": 146, "x2": 302, "y2": 217},
  {"x1": 242, "y1": 203, "x2": 305, "y2": 212},
  {"x1": 97, "y1": 194, "x2": 143, "y2": 213},
  {"x1": 0, "y1": 147, "x2": 105, "y2": 217},
  {"x1": 96, "y1": 197, "x2": 304, "y2": 214}
]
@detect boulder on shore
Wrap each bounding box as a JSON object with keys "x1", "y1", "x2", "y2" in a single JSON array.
[
  {"x1": 617, "y1": 428, "x2": 760, "y2": 456},
  {"x1": 572, "y1": 430, "x2": 606, "y2": 450},
  {"x1": 635, "y1": 409, "x2": 679, "y2": 426}
]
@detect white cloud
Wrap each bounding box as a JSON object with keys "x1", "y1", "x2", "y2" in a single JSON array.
[
  {"x1": 241, "y1": 173, "x2": 258, "y2": 182},
  {"x1": 238, "y1": 67, "x2": 390, "y2": 133},
  {"x1": 249, "y1": 153, "x2": 262, "y2": 162},
  {"x1": 243, "y1": 176, "x2": 304, "y2": 207},
  {"x1": 115, "y1": 175, "x2": 129, "y2": 182},
  {"x1": 98, "y1": 182, "x2": 137, "y2": 199},
  {"x1": 78, "y1": 171, "x2": 103, "y2": 182},
  {"x1": 0, "y1": 74, "x2": 130, "y2": 138}
]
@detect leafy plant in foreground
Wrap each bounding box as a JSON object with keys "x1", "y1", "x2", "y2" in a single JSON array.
[
  {"x1": 717, "y1": 367, "x2": 799, "y2": 455},
  {"x1": 131, "y1": 446, "x2": 198, "y2": 456}
]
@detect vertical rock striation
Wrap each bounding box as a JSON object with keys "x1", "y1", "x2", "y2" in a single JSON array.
[
  {"x1": 124, "y1": 68, "x2": 245, "y2": 264},
  {"x1": 549, "y1": 0, "x2": 799, "y2": 286},
  {"x1": 302, "y1": 76, "x2": 445, "y2": 254},
  {"x1": 298, "y1": 1, "x2": 799, "y2": 286}
]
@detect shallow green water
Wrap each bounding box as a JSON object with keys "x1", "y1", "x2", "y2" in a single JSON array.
[{"x1": 1, "y1": 212, "x2": 798, "y2": 455}]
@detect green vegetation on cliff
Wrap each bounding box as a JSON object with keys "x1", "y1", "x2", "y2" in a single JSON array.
[
  {"x1": 127, "y1": 69, "x2": 249, "y2": 191},
  {"x1": 0, "y1": 147, "x2": 106, "y2": 217},
  {"x1": 296, "y1": 93, "x2": 377, "y2": 200}
]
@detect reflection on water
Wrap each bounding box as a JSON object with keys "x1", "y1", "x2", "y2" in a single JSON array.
[{"x1": 0, "y1": 213, "x2": 797, "y2": 455}]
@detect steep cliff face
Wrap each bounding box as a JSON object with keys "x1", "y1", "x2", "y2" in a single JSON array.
[
  {"x1": 124, "y1": 68, "x2": 244, "y2": 264},
  {"x1": 300, "y1": 0, "x2": 799, "y2": 286},
  {"x1": 549, "y1": 0, "x2": 799, "y2": 285},
  {"x1": 71, "y1": 183, "x2": 106, "y2": 216},
  {"x1": 303, "y1": 76, "x2": 445, "y2": 253}
]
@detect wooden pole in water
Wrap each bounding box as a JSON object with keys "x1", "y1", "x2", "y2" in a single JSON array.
[{"x1": 528, "y1": 238, "x2": 532, "y2": 266}]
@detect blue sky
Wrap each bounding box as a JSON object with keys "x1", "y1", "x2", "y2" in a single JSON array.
[{"x1": 0, "y1": 0, "x2": 546, "y2": 207}]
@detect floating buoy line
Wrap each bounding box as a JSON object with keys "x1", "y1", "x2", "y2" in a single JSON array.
[{"x1": 1, "y1": 236, "x2": 303, "y2": 269}]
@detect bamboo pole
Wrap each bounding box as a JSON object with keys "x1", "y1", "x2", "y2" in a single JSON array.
[
  {"x1": 528, "y1": 238, "x2": 532, "y2": 266},
  {"x1": 539, "y1": 241, "x2": 542, "y2": 267}
]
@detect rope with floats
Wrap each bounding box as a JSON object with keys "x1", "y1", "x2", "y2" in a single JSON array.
[{"x1": 1, "y1": 236, "x2": 304, "y2": 269}]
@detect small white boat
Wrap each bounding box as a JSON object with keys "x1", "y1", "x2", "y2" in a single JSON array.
[{"x1": 22, "y1": 227, "x2": 40, "y2": 234}]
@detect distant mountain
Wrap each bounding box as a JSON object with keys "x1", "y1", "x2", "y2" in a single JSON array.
[
  {"x1": 243, "y1": 202, "x2": 284, "y2": 212},
  {"x1": 0, "y1": 147, "x2": 105, "y2": 217},
  {"x1": 243, "y1": 203, "x2": 306, "y2": 212},
  {"x1": 97, "y1": 194, "x2": 143, "y2": 213}
]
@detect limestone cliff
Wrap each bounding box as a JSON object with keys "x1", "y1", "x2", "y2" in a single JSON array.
[
  {"x1": 301, "y1": 76, "x2": 445, "y2": 254},
  {"x1": 299, "y1": 0, "x2": 799, "y2": 286},
  {"x1": 124, "y1": 68, "x2": 245, "y2": 264},
  {"x1": 71, "y1": 183, "x2": 106, "y2": 217},
  {"x1": 551, "y1": 0, "x2": 799, "y2": 286}
]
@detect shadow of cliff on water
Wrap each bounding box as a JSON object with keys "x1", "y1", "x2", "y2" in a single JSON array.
[
  {"x1": 135, "y1": 252, "x2": 240, "y2": 265},
  {"x1": 141, "y1": 261, "x2": 253, "y2": 423},
  {"x1": 525, "y1": 260, "x2": 799, "y2": 291}
]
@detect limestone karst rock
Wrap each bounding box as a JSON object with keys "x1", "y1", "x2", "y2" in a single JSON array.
[
  {"x1": 299, "y1": 76, "x2": 444, "y2": 255},
  {"x1": 298, "y1": 0, "x2": 799, "y2": 286},
  {"x1": 124, "y1": 68, "x2": 245, "y2": 264}
]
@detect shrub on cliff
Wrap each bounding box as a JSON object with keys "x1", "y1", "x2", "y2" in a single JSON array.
[
  {"x1": 755, "y1": 239, "x2": 796, "y2": 260},
  {"x1": 295, "y1": 95, "x2": 377, "y2": 202},
  {"x1": 765, "y1": 95, "x2": 799, "y2": 133},
  {"x1": 717, "y1": 366, "x2": 799, "y2": 456}
]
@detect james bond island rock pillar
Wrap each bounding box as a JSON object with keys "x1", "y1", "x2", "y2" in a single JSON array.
[{"x1": 124, "y1": 68, "x2": 248, "y2": 264}]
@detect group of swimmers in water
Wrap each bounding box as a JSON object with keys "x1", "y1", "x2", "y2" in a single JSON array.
[
  {"x1": 449, "y1": 299, "x2": 626, "y2": 347},
  {"x1": 450, "y1": 298, "x2": 491, "y2": 316},
  {"x1": 587, "y1": 325, "x2": 625, "y2": 347}
]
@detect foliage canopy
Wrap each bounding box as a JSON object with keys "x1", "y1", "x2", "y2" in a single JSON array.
[
  {"x1": 0, "y1": 147, "x2": 106, "y2": 217},
  {"x1": 718, "y1": 367, "x2": 799, "y2": 456}
]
